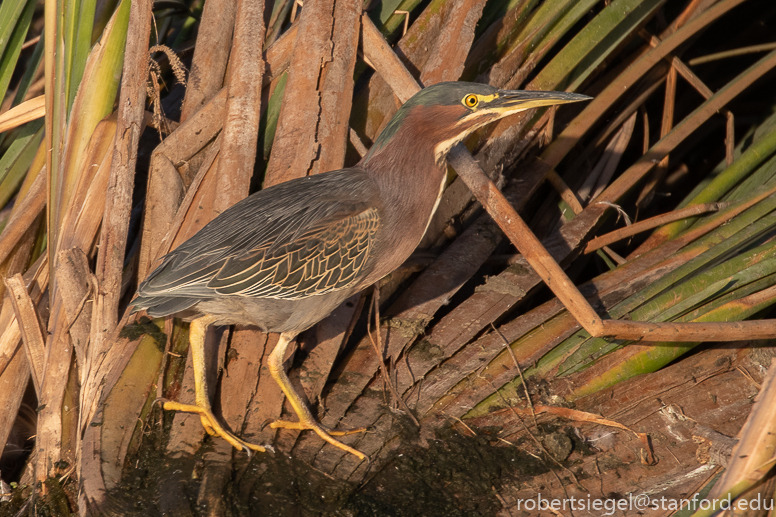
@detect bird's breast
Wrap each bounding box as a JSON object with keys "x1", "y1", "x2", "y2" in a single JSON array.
[{"x1": 360, "y1": 166, "x2": 447, "y2": 287}]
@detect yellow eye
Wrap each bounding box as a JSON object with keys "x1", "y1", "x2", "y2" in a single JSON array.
[{"x1": 463, "y1": 94, "x2": 478, "y2": 108}]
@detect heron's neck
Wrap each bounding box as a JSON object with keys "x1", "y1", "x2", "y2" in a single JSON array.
[
  {"x1": 359, "y1": 108, "x2": 451, "y2": 265},
  {"x1": 361, "y1": 113, "x2": 449, "y2": 223}
]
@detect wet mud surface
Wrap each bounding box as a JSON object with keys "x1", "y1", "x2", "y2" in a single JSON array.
[{"x1": 100, "y1": 425, "x2": 553, "y2": 516}]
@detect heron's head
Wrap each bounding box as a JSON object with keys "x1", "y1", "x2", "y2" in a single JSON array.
[{"x1": 364, "y1": 82, "x2": 591, "y2": 165}]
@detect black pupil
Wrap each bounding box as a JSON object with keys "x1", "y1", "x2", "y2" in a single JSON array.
[{"x1": 468, "y1": 96, "x2": 475, "y2": 105}]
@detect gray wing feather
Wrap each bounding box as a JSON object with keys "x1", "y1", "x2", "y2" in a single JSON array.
[{"x1": 133, "y1": 169, "x2": 380, "y2": 315}]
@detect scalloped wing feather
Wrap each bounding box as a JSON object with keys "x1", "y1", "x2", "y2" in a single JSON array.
[
  {"x1": 207, "y1": 207, "x2": 379, "y2": 298},
  {"x1": 133, "y1": 169, "x2": 381, "y2": 310}
]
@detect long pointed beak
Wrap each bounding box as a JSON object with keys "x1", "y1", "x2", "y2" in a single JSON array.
[{"x1": 491, "y1": 90, "x2": 591, "y2": 113}]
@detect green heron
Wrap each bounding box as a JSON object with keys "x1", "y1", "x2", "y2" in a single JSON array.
[{"x1": 132, "y1": 82, "x2": 590, "y2": 460}]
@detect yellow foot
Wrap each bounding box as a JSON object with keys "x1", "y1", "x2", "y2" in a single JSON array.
[
  {"x1": 162, "y1": 400, "x2": 268, "y2": 454},
  {"x1": 269, "y1": 418, "x2": 368, "y2": 461}
]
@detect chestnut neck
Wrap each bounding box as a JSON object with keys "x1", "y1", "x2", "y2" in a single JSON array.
[
  {"x1": 361, "y1": 104, "x2": 462, "y2": 198},
  {"x1": 357, "y1": 105, "x2": 459, "y2": 278}
]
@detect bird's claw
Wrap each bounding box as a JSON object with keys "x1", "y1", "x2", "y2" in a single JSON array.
[
  {"x1": 162, "y1": 401, "x2": 267, "y2": 453},
  {"x1": 268, "y1": 418, "x2": 368, "y2": 461}
]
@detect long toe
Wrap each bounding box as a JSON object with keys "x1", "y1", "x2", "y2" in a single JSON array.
[
  {"x1": 270, "y1": 418, "x2": 367, "y2": 461},
  {"x1": 270, "y1": 419, "x2": 367, "y2": 436},
  {"x1": 163, "y1": 401, "x2": 266, "y2": 453}
]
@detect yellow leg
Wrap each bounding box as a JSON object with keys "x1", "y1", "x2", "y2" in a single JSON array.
[
  {"x1": 163, "y1": 315, "x2": 266, "y2": 453},
  {"x1": 268, "y1": 332, "x2": 367, "y2": 461}
]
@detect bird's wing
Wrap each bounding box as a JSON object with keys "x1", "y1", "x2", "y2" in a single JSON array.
[
  {"x1": 206, "y1": 206, "x2": 378, "y2": 298},
  {"x1": 136, "y1": 170, "x2": 381, "y2": 302}
]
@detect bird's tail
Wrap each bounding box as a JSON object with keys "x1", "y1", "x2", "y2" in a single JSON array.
[{"x1": 129, "y1": 295, "x2": 198, "y2": 318}]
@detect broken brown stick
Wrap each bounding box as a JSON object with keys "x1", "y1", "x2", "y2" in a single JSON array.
[
  {"x1": 448, "y1": 145, "x2": 776, "y2": 341},
  {"x1": 584, "y1": 202, "x2": 726, "y2": 253},
  {"x1": 4, "y1": 274, "x2": 46, "y2": 395}
]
